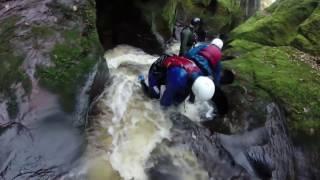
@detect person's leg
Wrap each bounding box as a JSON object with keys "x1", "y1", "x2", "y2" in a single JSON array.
[
  {"x1": 220, "y1": 69, "x2": 235, "y2": 85},
  {"x1": 213, "y1": 61, "x2": 222, "y2": 86},
  {"x1": 211, "y1": 86, "x2": 228, "y2": 115}
]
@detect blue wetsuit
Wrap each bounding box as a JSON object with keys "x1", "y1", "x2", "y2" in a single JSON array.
[{"x1": 143, "y1": 55, "x2": 202, "y2": 107}]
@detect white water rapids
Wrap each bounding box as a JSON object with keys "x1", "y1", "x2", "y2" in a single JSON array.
[{"x1": 64, "y1": 44, "x2": 214, "y2": 180}]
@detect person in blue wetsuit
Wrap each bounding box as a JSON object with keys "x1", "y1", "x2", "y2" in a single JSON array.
[
  {"x1": 185, "y1": 38, "x2": 224, "y2": 86},
  {"x1": 139, "y1": 54, "x2": 215, "y2": 107}
]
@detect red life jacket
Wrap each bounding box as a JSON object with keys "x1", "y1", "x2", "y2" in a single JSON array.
[
  {"x1": 163, "y1": 55, "x2": 200, "y2": 74},
  {"x1": 199, "y1": 45, "x2": 222, "y2": 67}
]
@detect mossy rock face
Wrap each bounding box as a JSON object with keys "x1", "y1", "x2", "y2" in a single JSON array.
[
  {"x1": 128, "y1": 0, "x2": 250, "y2": 47},
  {"x1": 0, "y1": 16, "x2": 31, "y2": 118},
  {"x1": 222, "y1": 0, "x2": 320, "y2": 167},
  {"x1": 37, "y1": 30, "x2": 101, "y2": 112},
  {"x1": 227, "y1": 0, "x2": 320, "y2": 137},
  {"x1": 95, "y1": 0, "x2": 165, "y2": 54},
  {"x1": 0, "y1": 16, "x2": 30, "y2": 95},
  {"x1": 291, "y1": 4, "x2": 320, "y2": 55},
  {"x1": 136, "y1": 0, "x2": 175, "y2": 40},
  {"x1": 224, "y1": 40, "x2": 320, "y2": 143},
  {"x1": 36, "y1": 2, "x2": 103, "y2": 112},
  {"x1": 174, "y1": 0, "x2": 245, "y2": 35},
  {"x1": 231, "y1": 0, "x2": 319, "y2": 50},
  {"x1": 0, "y1": 0, "x2": 103, "y2": 115},
  {"x1": 94, "y1": 0, "x2": 255, "y2": 53}
]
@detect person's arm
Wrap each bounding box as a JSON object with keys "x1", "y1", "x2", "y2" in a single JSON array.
[
  {"x1": 146, "y1": 70, "x2": 163, "y2": 99},
  {"x1": 139, "y1": 75, "x2": 161, "y2": 99},
  {"x1": 160, "y1": 88, "x2": 175, "y2": 107}
]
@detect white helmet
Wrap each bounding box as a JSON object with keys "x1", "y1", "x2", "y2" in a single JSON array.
[
  {"x1": 211, "y1": 38, "x2": 224, "y2": 49},
  {"x1": 192, "y1": 76, "x2": 215, "y2": 101}
]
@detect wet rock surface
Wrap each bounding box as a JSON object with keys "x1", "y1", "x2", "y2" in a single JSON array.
[
  {"x1": 95, "y1": 0, "x2": 165, "y2": 54},
  {"x1": 0, "y1": 113, "x2": 85, "y2": 180},
  {"x1": 147, "y1": 103, "x2": 316, "y2": 179},
  {"x1": 0, "y1": 0, "x2": 108, "y2": 179}
]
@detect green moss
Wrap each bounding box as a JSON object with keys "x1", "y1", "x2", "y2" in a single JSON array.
[
  {"x1": 206, "y1": 1, "x2": 235, "y2": 33},
  {"x1": 162, "y1": 0, "x2": 179, "y2": 34},
  {"x1": 31, "y1": 26, "x2": 55, "y2": 38},
  {"x1": 37, "y1": 28, "x2": 102, "y2": 112},
  {"x1": 0, "y1": 16, "x2": 31, "y2": 98},
  {"x1": 224, "y1": 39, "x2": 264, "y2": 56},
  {"x1": 35, "y1": 1, "x2": 102, "y2": 112},
  {"x1": 231, "y1": 0, "x2": 319, "y2": 45},
  {"x1": 291, "y1": 4, "x2": 320, "y2": 55},
  {"x1": 0, "y1": 16, "x2": 32, "y2": 118},
  {"x1": 224, "y1": 0, "x2": 320, "y2": 147},
  {"x1": 291, "y1": 34, "x2": 315, "y2": 54},
  {"x1": 224, "y1": 43, "x2": 320, "y2": 135}
]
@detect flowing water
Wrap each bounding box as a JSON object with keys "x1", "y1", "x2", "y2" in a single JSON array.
[
  {"x1": 260, "y1": 0, "x2": 276, "y2": 9},
  {"x1": 63, "y1": 44, "x2": 214, "y2": 180}
]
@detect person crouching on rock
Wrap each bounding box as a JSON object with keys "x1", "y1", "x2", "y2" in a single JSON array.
[{"x1": 138, "y1": 54, "x2": 215, "y2": 107}]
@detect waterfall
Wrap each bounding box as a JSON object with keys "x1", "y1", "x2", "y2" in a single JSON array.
[
  {"x1": 260, "y1": 0, "x2": 276, "y2": 9},
  {"x1": 240, "y1": 0, "x2": 277, "y2": 17},
  {"x1": 63, "y1": 44, "x2": 213, "y2": 180}
]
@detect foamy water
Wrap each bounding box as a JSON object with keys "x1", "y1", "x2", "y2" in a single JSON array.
[{"x1": 66, "y1": 44, "x2": 214, "y2": 180}]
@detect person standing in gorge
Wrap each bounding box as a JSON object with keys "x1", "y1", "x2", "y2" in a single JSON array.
[{"x1": 179, "y1": 17, "x2": 206, "y2": 56}]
